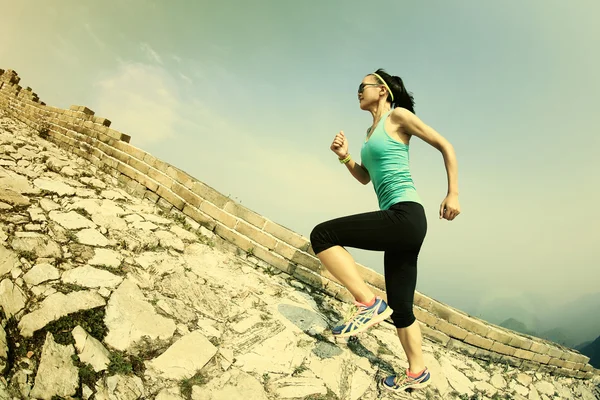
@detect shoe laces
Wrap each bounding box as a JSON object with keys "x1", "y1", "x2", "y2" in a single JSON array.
[{"x1": 342, "y1": 300, "x2": 369, "y2": 322}]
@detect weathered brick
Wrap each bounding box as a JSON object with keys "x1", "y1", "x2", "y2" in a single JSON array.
[
  {"x1": 116, "y1": 160, "x2": 137, "y2": 179},
  {"x1": 547, "y1": 347, "x2": 563, "y2": 359},
  {"x1": 529, "y1": 341, "x2": 551, "y2": 355},
  {"x1": 156, "y1": 186, "x2": 185, "y2": 210},
  {"x1": 93, "y1": 116, "x2": 111, "y2": 126},
  {"x1": 106, "y1": 128, "x2": 123, "y2": 141},
  {"x1": 273, "y1": 240, "x2": 296, "y2": 260},
  {"x1": 508, "y1": 335, "x2": 532, "y2": 350},
  {"x1": 120, "y1": 133, "x2": 131, "y2": 143},
  {"x1": 127, "y1": 156, "x2": 149, "y2": 175},
  {"x1": 429, "y1": 301, "x2": 464, "y2": 325},
  {"x1": 576, "y1": 354, "x2": 590, "y2": 365},
  {"x1": 486, "y1": 326, "x2": 514, "y2": 345},
  {"x1": 135, "y1": 173, "x2": 159, "y2": 193},
  {"x1": 355, "y1": 263, "x2": 386, "y2": 291},
  {"x1": 148, "y1": 167, "x2": 173, "y2": 190},
  {"x1": 214, "y1": 222, "x2": 253, "y2": 253},
  {"x1": 252, "y1": 245, "x2": 296, "y2": 275},
  {"x1": 474, "y1": 348, "x2": 502, "y2": 362},
  {"x1": 190, "y1": 181, "x2": 230, "y2": 208},
  {"x1": 513, "y1": 348, "x2": 536, "y2": 361},
  {"x1": 235, "y1": 219, "x2": 277, "y2": 250},
  {"x1": 413, "y1": 292, "x2": 433, "y2": 310},
  {"x1": 499, "y1": 355, "x2": 523, "y2": 368},
  {"x1": 113, "y1": 140, "x2": 146, "y2": 161},
  {"x1": 225, "y1": 202, "x2": 267, "y2": 229},
  {"x1": 156, "y1": 197, "x2": 173, "y2": 212},
  {"x1": 532, "y1": 353, "x2": 551, "y2": 364},
  {"x1": 573, "y1": 362, "x2": 585, "y2": 371},
  {"x1": 420, "y1": 324, "x2": 451, "y2": 346},
  {"x1": 165, "y1": 166, "x2": 194, "y2": 188},
  {"x1": 263, "y1": 220, "x2": 309, "y2": 250},
  {"x1": 548, "y1": 358, "x2": 566, "y2": 368},
  {"x1": 319, "y1": 268, "x2": 343, "y2": 287},
  {"x1": 152, "y1": 158, "x2": 169, "y2": 173},
  {"x1": 447, "y1": 338, "x2": 478, "y2": 357},
  {"x1": 435, "y1": 320, "x2": 468, "y2": 340},
  {"x1": 199, "y1": 201, "x2": 237, "y2": 229},
  {"x1": 464, "y1": 333, "x2": 494, "y2": 350},
  {"x1": 563, "y1": 360, "x2": 577, "y2": 370},
  {"x1": 455, "y1": 316, "x2": 491, "y2": 337},
  {"x1": 582, "y1": 364, "x2": 593, "y2": 372},
  {"x1": 293, "y1": 266, "x2": 329, "y2": 290},
  {"x1": 144, "y1": 190, "x2": 159, "y2": 203},
  {"x1": 414, "y1": 307, "x2": 440, "y2": 327},
  {"x1": 171, "y1": 182, "x2": 203, "y2": 208},
  {"x1": 182, "y1": 204, "x2": 216, "y2": 230},
  {"x1": 490, "y1": 341, "x2": 516, "y2": 356},
  {"x1": 290, "y1": 250, "x2": 322, "y2": 273},
  {"x1": 520, "y1": 360, "x2": 541, "y2": 372}
]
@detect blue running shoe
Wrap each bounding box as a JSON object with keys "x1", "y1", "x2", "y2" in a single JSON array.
[
  {"x1": 381, "y1": 367, "x2": 431, "y2": 392},
  {"x1": 331, "y1": 297, "x2": 393, "y2": 338}
]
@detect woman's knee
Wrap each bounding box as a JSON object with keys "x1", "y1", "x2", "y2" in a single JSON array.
[
  {"x1": 310, "y1": 221, "x2": 338, "y2": 255},
  {"x1": 391, "y1": 304, "x2": 416, "y2": 328}
]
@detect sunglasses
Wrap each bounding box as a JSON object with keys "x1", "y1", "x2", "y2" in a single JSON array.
[{"x1": 358, "y1": 83, "x2": 382, "y2": 94}]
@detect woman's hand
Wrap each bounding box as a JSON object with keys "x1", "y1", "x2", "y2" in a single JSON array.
[
  {"x1": 440, "y1": 193, "x2": 460, "y2": 221},
  {"x1": 330, "y1": 131, "x2": 349, "y2": 158}
]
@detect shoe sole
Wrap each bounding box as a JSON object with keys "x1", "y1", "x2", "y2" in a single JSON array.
[
  {"x1": 333, "y1": 306, "x2": 393, "y2": 338},
  {"x1": 380, "y1": 375, "x2": 431, "y2": 392}
]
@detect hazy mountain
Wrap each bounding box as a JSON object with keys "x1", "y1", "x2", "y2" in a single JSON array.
[
  {"x1": 473, "y1": 291, "x2": 600, "y2": 348},
  {"x1": 574, "y1": 341, "x2": 593, "y2": 351},
  {"x1": 499, "y1": 318, "x2": 537, "y2": 336},
  {"x1": 579, "y1": 336, "x2": 600, "y2": 368}
]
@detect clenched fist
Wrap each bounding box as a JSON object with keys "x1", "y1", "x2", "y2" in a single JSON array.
[{"x1": 330, "y1": 131, "x2": 349, "y2": 158}]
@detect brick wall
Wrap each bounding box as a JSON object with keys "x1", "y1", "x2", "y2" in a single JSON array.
[{"x1": 1, "y1": 68, "x2": 597, "y2": 379}]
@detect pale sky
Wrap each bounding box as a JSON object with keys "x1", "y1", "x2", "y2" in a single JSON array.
[{"x1": 2, "y1": 0, "x2": 599, "y2": 329}]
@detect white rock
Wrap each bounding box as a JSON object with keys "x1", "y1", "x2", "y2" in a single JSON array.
[
  {"x1": 48, "y1": 210, "x2": 96, "y2": 230},
  {"x1": 475, "y1": 381, "x2": 497, "y2": 396},
  {"x1": 39, "y1": 198, "x2": 60, "y2": 212},
  {"x1": 491, "y1": 373, "x2": 507, "y2": 389},
  {"x1": 61, "y1": 166, "x2": 78, "y2": 177},
  {"x1": 82, "y1": 384, "x2": 94, "y2": 400},
  {"x1": 131, "y1": 221, "x2": 159, "y2": 231},
  {"x1": 439, "y1": 356, "x2": 474, "y2": 396},
  {"x1": 76, "y1": 228, "x2": 110, "y2": 247},
  {"x1": 141, "y1": 213, "x2": 172, "y2": 225},
  {"x1": 104, "y1": 279, "x2": 176, "y2": 351},
  {"x1": 11, "y1": 234, "x2": 62, "y2": 258},
  {"x1": 534, "y1": 381, "x2": 556, "y2": 396},
  {"x1": 0, "y1": 324, "x2": 7, "y2": 359},
  {"x1": 517, "y1": 373, "x2": 533, "y2": 387},
  {"x1": 155, "y1": 387, "x2": 185, "y2": 400},
  {"x1": 100, "y1": 189, "x2": 128, "y2": 201},
  {"x1": 98, "y1": 287, "x2": 112, "y2": 298},
  {"x1": 192, "y1": 369, "x2": 268, "y2": 400},
  {"x1": 62, "y1": 266, "x2": 123, "y2": 288},
  {"x1": 170, "y1": 225, "x2": 197, "y2": 242},
  {"x1": 0, "y1": 278, "x2": 26, "y2": 317},
  {"x1": 89, "y1": 248, "x2": 123, "y2": 268},
  {"x1": 72, "y1": 326, "x2": 111, "y2": 372},
  {"x1": 155, "y1": 230, "x2": 185, "y2": 251},
  {"x1": 515, "y1": 384, "x2": 530, "y2": 396},
  {"x1": 91, "y1": 213, "x2": 128, "y2": 231},
  {"x1": 124, "y1": 214, "x2": 145, "y2": 224},
  {"x1": 0, "y1": 175, "x2": 40, "y2": 195},
  {"x1": 28, "y1": 206, "x2": 46, "y2": 222},
  {"x1": 269, "y1": 377, "x2": 327, "y2": 398},
  {"x1": 11, "y1": 268, "x2": 22, "y2": 279},
  {"x1": 23, "y1": 263, "x2": 60, "y2": 286},
  {"x1": 30, "y1": 333, "x2": 78, "y2": 400},
  {"x1": 95, "y1": 375, "x2": 145, "y2": 400},
  {"x1": 18, "y1": 291, "x2": 106, "y2": 337},
  {"x1": 33, "y1": 178, "x2": 75, "y2": 196},
  {"x1": 146, "y1": 330, "x2": 217, "y2": 380},
  {"x1": 0, "y1": 245, "x2": 19, "y2": 277}
]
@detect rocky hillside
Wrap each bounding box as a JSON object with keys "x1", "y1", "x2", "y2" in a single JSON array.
[{"x1": 0, "y1": 112, "x2": 599, "y2": 400}]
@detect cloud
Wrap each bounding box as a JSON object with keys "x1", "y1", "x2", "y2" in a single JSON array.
[
  {"x1": 92, "y1": 62, "x2": 182, "y2": 145},
  {"x1": 171, "y1": 55, "x2": 182, "y2": 63},
  {"x1": 140, "y1": 42, "x2": 163, "y2": 64},
  {"x1": 178, "y1": 72, "x2": 193, "y2": 84},
  {"x1": 83, "y1": 23, "x2": 106, "y2": 49}
]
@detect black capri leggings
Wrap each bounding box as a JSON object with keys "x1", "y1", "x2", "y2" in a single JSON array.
[{"x1": 310, "y1": 201, "x2": 427, "y2": 328}]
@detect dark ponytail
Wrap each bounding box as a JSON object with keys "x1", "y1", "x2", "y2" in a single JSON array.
[{"x1": 373, "y1": 68, "x2": 416, "y2": 114}]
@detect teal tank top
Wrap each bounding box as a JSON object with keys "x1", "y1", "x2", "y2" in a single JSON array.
[{"x1": 360, "y1": 111, "x2": 422, "y2": 210}]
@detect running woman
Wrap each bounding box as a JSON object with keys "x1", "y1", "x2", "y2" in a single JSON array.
[{"x1": 310, "y1": 69, "x2": 460, "y2": 392}]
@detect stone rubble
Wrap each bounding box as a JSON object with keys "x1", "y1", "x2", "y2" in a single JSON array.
[{"x1": 0, "y1": 110, "x2": 598, "y2": 400}]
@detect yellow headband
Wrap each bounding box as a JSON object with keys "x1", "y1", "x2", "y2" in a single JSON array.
[{"x1": 372, "y1": 73, "x2": 394, "y2": 102}]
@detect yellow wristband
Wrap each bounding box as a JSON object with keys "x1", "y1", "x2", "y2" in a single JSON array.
[{"x1": 339, "y1": 154, "x2": 351, "y2": 164}]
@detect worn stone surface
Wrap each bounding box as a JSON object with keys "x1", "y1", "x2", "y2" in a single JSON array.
[
  {"x1": 0, "y1": 110, "x2": 598, "y2": 400},
  {"x1": 30, "y1": 333, "x2": 78, "y2": 400}
]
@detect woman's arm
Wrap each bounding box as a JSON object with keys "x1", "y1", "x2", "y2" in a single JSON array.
[
  {"x1": 341, "y1": 155, "x2": 371, "y2": 185},
  {"x1": 391, "y1": 108, "x2": 461, "y2": 220}
]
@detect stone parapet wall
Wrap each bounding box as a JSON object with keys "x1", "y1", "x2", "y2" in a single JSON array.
[{"x1": 1, "y1": 68, "x2": 598, "y2": 379}]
